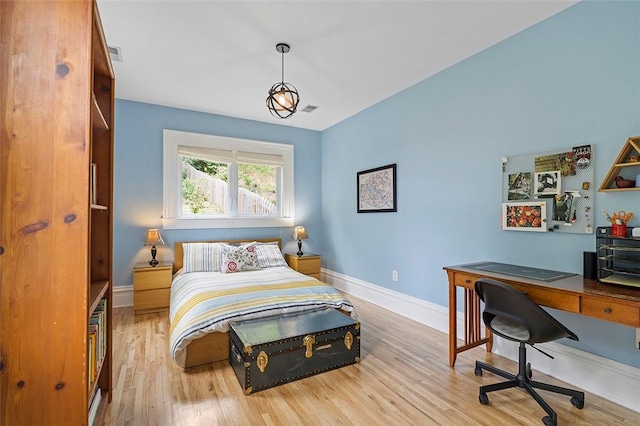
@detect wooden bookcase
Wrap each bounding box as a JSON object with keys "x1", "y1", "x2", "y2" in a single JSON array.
[{"x1": 1, "y1": 1, "x2": 114, "y2": 425}]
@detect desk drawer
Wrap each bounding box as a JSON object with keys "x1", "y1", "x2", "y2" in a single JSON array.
[
  {"x1": 511, "y1": 284, "x2": 580, "y2": 313},
  {"x1": 453, "y1": 273, "x2": 479, "y2": 289},
  {"x1": 581, "y1": 297, "x2": 640, "y2": 327}
]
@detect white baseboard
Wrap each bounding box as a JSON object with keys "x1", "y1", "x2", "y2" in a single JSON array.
[
  {"x1": 113, "y1": 285, "x2": 133, "y2": 308},
  {"x1": 322, "y1": 268, "x2": 640, "y2": 414},
  {"x1": 322, "y1": 269, "x2": 452, "y2": 334}
]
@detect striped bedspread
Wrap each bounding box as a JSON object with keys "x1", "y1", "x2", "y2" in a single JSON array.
[{"x1": 169, "y1": 266, "x2": 356, "y2": 367}]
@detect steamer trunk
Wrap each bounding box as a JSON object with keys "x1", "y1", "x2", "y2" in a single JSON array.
[{"x1": 229, "y1": 308, "x2": 361, "y2": 394}]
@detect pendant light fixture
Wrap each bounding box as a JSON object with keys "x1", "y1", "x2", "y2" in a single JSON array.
[{"x1": 266, "y1": 43, "x2": 300, "y2": 119}]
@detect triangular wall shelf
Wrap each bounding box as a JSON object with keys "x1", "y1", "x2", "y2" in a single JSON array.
[{"x1": 599, "y1": 136, "x2": 640, "y2": 192}]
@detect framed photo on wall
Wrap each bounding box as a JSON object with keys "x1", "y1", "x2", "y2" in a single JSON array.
[
  {"x1": 357, "y1": 163, "x2": 397, "y2": 213},
  {"x1": 502, "y1": 201, "x2": 547, "y2": 232},
  {"x1": 507, "y1": 171, "x2": 532, "y2": 200},
  {"x1": 534, "y1": 171, "x2": 561, "y2": 198}
]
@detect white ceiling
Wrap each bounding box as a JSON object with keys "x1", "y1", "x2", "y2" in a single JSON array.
[{"x1": 97, "y1": 0, "x2": 578, "y2": 131}]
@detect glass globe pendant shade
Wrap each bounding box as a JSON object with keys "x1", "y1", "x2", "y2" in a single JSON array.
[{"x1": 266, "y1": 82, "x2": 300, "y2": 119}]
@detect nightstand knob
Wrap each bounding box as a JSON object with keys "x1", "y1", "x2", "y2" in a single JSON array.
[{"x1": 604, "y1": 307, "x2": 612, "y2": 314}]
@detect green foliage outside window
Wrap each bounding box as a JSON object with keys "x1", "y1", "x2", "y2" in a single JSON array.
[
  {"x1": 184, "y1": 158, "x2": 227, "y2": 181},
  {"x1": 181, "y1": 156, "x2": 276, "y2": 214},
  {"x1": 238, "y1": 163, "x2": 276, "y2": 204},
  {"x1": 182, "y1": 177, "x2": 210, "y2": 214}
]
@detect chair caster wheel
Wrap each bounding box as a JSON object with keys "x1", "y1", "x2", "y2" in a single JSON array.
[
  {"x1": 479, "y1": 393, "x2": 489, "y2": 405},
  {"x1": 526, "y1": 362, "x2": 533, "y2": 379},
  {"x1": 474, "y1": 367, "x2": 482, "y2": 377},
  {"x1": 542, "y1": 416, "x2": 556, "y2": 426},
  {"x1": 570, "y1": 396, "x2": 584, "y2": 409}
]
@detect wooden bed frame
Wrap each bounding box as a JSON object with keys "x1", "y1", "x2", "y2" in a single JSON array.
[{"x1": 173, "y1": 239, "x2": 282, "y2": 368}]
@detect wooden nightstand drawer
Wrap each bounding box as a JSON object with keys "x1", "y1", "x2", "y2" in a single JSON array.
[
  {"x1": 582, "y1": 297, "x2": 640, "y2": 327},
  {"x1": 285, "y1": 253, "x2": 321, "y2": 278},
  {"x1": 295, "y1": 258, "x2": 320, "y2": 275},
  {"x1": 134, "y1": 266, "x2": 172, "y2": 291},
  {"x1": 134, "y1": 288, "x2": 171, "y2": 313},
  {"x1": 133, "y1": 261, "x2": 173, "y2": 314}
]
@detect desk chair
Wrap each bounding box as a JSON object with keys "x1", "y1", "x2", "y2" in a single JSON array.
[{"x1": 474, "y1": 278, "x2": 585, "y2": 426}]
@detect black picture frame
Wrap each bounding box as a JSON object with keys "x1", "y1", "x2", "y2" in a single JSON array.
[{"x1": 357, "y1": 163, "x2": 397, "y2": 213}]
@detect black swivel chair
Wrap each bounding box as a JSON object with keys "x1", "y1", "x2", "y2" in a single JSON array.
[{"x1": 474, "y1": 278, "x2": 585, "y2": 426}]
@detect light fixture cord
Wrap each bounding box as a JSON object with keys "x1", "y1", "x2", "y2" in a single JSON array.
[{"x1": 281, "y1": 49, "x2": 285, "y2": 84}]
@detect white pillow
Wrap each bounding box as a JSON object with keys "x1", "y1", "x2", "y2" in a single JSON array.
[
  {"x1": 220, "y1": 243, "x2": 261, "y2": 273},
  {"x1": 182, "y1": 242, "x2": 223, "y2": 273},
  {"x1": 255, "y1": 242, "x2": 287, "y2": 268}
]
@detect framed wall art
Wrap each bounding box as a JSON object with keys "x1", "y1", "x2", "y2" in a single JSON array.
[
  {"x1": 357, "y1": 163, "x2": 397, "y2": 213},
  {"x1": 534, "y1": 171, "x2": 561, "y2": 198},
  {"x1": 507, "y1": 172, "x2": 532, "y2": 200},
  {"x1": 502, "y1": 201, "x2": 547, "y2": 232}
]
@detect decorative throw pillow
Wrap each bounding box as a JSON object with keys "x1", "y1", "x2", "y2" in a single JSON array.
[
  {"x1": 255, "y1": 242, "x2": 287, "y2": 268},
  {"x1": 220, "y1": 243, "x2": 261, "y2": 273},
  {"x1": 182, "y1": 242, "x2": 223, "y2": 273}
]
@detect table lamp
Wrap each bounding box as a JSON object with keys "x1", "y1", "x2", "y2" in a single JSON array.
[
  {"x1": 292, "y1": 226, "x2": 308, "y2": 256},
  {"x1": 144, "y1": 228, "x2": 165, "y2": 266}
]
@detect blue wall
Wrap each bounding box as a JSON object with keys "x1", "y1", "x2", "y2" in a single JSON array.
[
  {"x1": 113, "y1": 101, "x2": 322, "y2": 289},
  {"x1": 321, "y1": 1, "x2": 640, "y2": 367}
]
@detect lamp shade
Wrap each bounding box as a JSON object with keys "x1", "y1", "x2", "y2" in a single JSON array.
[
  {"x1": 293, "y1": 226, "x2": 308, "y2": 240},
  {"x1": 144, "y1": 229, "x2": 165, "y2": 246}
]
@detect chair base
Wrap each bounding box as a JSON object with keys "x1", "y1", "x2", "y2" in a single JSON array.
[{"x1": 475, "y1": 343, "x2": 584, "y2": 426}]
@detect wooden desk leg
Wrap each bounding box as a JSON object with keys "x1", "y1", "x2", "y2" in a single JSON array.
[
  {"x1": 447, "y1": 271, "x2": 493, "y2": 367},
  {"x1": 449, "y1": 274, "x2": 458, "y2": 367}
]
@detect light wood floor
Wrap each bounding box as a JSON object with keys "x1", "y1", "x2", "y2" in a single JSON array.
[{"x1": 103, "y1": 296, "x2": 638, "y2": 425}]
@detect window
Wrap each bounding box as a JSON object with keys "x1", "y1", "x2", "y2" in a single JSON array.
[{"x1": 163, "y1": 130, "x2": 294, "y2": 229}]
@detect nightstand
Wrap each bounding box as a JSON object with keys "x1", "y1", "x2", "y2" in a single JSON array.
[
  {"x1": 284, "y1": 253, "x2": 321, "y2": 280},
  {"x1": 133, "y1": 261, "x2": 173, "y2": 314}
]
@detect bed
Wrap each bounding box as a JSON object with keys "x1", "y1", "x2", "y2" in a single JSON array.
[{"x1": 169, "y1": 239, "x2": 356, "y2": 368}]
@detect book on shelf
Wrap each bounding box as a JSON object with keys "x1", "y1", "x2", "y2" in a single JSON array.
[
  {"x1": 88, "y1": 387, "x2": 102, "y2": 426},
  {"x1": 88, "y1": 298, "x2": 107, "y2": 386},
  {"x1": 89, "y1": 329, "x2": 97, "y2": 382},
  {"x1": 90, "y1": 163, "x2": 97, "y2": 205}
]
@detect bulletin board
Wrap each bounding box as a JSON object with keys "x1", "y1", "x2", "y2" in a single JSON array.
[{"x1": 501, "y1": 145, "x2": 594, "y2": 234}]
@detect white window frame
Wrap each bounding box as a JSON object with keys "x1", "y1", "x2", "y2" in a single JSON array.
[{"x1": 163, "y1": 129, "x2": 294, "y2": 229}]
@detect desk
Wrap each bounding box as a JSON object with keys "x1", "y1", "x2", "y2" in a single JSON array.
[{"x1": 444, "y1": 262, "x2": 640, "y2": 367}]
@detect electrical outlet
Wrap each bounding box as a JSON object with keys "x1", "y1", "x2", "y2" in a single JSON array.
[{"x1": 392, "y1": 270, "x2": 398, "y2": 282}]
